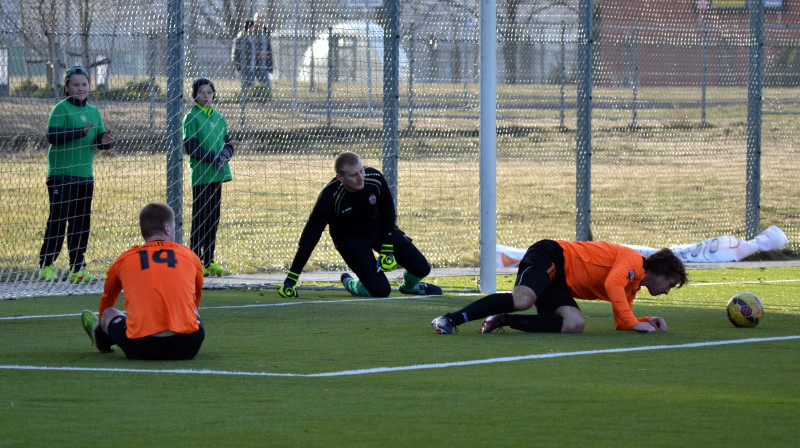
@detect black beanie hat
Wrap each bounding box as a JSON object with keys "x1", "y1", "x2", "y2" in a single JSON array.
[{"x1": 192, "y1": 77, "x2": 215, "y2": 101}]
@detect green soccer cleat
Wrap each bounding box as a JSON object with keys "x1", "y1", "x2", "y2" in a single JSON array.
[
  {"x1": 204, "y1": 262, "x2": 231, "y2": 277},
  {"x1": 80, "y1": 310, "x2": 98, "y2": 340},
  {"x1": 341, "y1": 273, "x2": 358, "y2": 296},
  {"x1": 70, "y1": 269, "x2": 98, "y2": 284},
  {"x1": 40, "y1": 265, "x2": 59, "y2": 281},
  {"x1": 80, "y1": 310, "x2": 114, "y2": 353}
]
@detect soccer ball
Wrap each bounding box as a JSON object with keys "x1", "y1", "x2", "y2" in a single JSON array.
[{"x1": 726, "y1": 292, "x2": 763, "y2": 328}]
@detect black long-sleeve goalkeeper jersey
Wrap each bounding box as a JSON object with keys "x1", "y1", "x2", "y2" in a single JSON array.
[{"x1": 288, "y1": 167, "x2": 396, "y2": 274}]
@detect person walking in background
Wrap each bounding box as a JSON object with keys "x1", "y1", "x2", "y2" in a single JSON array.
[
  {"x1": 80, "y1": 202, "x2": 205, "y2": 360},
  {"x1": 183, "y1": 77, "x2": 233, "y2": 276},
  {"x1": 253, "y1": 11, "x2": 274, "y2": 90},
  {"x1": 232, "y1": 20, "x2": 258, "y2": 89},
  {"x1": 431, "y1": 240, "x2": 687, "y2": 335},
  {"x1": 39, "y1": 66, "x2": 115, "y2": 283},
  {"x1": 278, "y1": 151, "x2": 442, "y2": 299}
]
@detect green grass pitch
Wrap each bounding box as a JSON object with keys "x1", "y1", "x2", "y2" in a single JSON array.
[{"x1": 1, "y1": 267, "x2": 798, "y2": 446}]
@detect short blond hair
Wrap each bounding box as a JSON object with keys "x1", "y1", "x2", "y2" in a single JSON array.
[{"x1": 334, "y1": 152, "x2": 362, "y2": 175}]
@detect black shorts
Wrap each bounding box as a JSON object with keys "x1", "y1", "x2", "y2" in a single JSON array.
[
  {"x1": 335, "y1": 228, "x2": 430, "y2": 297},
  {"x1": 107, "y1": 315, "x2": 205, "y2": 360},
  {"x1": 515, "y1": 240, "x2": 579, "y2": 314}
]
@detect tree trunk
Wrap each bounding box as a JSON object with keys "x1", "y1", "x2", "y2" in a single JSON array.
[{"x1": 79, "y1": 0, "x2": 91, "y2": 71}]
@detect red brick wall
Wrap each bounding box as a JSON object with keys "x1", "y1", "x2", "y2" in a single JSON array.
[{"x1": 595, "y1": 0, "x2": 799, "y2": 86}]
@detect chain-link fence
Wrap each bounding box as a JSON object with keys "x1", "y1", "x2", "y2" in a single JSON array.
[{"x1": 0, "y1": 0, "x2": 798, "y2": 298}]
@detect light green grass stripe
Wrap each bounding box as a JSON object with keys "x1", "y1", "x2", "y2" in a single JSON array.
[
  {"x1": 691, "y1": 279, "x2": 800, "y2": 286},
  {"x1": 0, "y1": 295, "x2": 438, "y2": 321},
  {"x1": 4, "y1": 274, "x2": 800, "y2": 321},
  {"x1": 1, "y1": 336, "x2": 798, "y2": 377}
]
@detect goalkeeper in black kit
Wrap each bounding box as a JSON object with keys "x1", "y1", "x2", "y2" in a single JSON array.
[{"x1": 279, "y1": 152, "x2": 442, "y2": 298}]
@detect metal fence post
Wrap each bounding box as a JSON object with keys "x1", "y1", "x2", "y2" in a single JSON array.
[
  {"x1": 408, "y1": 23, "x2": 415, "y2": 132},
  {"x1": 53, "y1": 41, "x2": 62, "y2": 99},
  {"x1": 462, "y1": 12, "x2": 469, "y2": 108},
  {"x1": 166, "y1": 0, "x2": 184, "y2": 242},
  {"x1": 148, "y1": 32, "x2": 157, "y2": 133},
  {"x1": 746, "y1": 0, "x2": 763, "y2": 239},
  {"x1": 560, "y1": 21, "x2": 566, "y2": 129},
  {"x1": 701, "y1": 16, "x2": 707, "y2": 126},
  {"x1": 327, "y1": 26, "x2": 334, "y2": 128},
  {"x1": 292, "y1": 0, "x2": 298, "y2": 109},
  {"x1": 382, "y1": 0, "x2": 399, "y2": 206},
  {"x1": 365, "y1": 5, "x2": 374, "y2": 113},
  {"x1": 632, "y1": 22, "x2": 639, "y2": 128},
  {"x1": 479, "y1": 0, "x2": 497, "y2": 293},
  {"x1": 576, "y1": 0, "x2": 593, "y2": 242}
]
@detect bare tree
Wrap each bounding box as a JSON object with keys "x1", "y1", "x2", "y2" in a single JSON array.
[
  {"x1": 501, "y1": 0, "x2": 577, "y2": 84},
  {"x1": 403, "y1": 0, "x2": 576, "y2": 84},
  {"x1": 0, "y1": 0, "x2": 111, "y2": 87},
  {"x1": 192, "y1": 0, "x2": 250, "y2": 39},
  {"x1": 77, "y1": 0, "x2": 92, "y2": 70},
  {"x1": 36, "y1": 0, "x2": 60, "y2": 85}
]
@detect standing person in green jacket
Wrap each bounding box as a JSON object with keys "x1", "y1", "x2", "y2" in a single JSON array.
[
  {"x1": 39, "y1": 66, "x2": 115, "y2": 283},
  {"x1": 183, "y1": 78, "x2": 233, "y2": 277}
]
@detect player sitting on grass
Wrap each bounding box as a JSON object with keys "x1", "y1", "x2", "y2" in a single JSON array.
[
  {"x1": 431, "y1": 239, "x2": 687, "y2": 335},
  {"x1": 279, "y1": 151, "x2": 442, "y2": 299},
  {"x1": 80, "y1": 202, "x2": 205, "y2": 360}
]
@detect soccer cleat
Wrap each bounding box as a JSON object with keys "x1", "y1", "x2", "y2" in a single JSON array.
[
  {"x1": 69, "y1": 269, "x2": 98, "y2": 284},
  {"x1": 415, "y1": 282, "x2": 443, "y2": 296},
  {"x1": 80, "y1": 310, "x2": 97, "y2": 340},
  {"x1": 341, "y1": 273, "x2": 359, "y2": 296},
  {"x1": 431, "y1": 315, "x2": 456, "y2": 335},
  {"x1": 80, "y1": 310, "x2": 113, "y2": 353},
  {"x1": 400, "y1": 282, "x2": 443, "y2": 296},
  {"x1": 40, "y1": 265, "x2": 58, "y2": 281},
  {"x1": 480, "y1": 313, "x2": 509, "y2": 334},
  {"x1": 204, "y1": 262, "x2": 231, "y2": 277}
]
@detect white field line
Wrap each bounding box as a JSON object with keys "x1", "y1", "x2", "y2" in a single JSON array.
[
  {"x1": 1, "y1": 335, "x2": 798, "y2": 378},
  {"x1": 0, "y1": 295, "x2": 423, "y2": 321},
  {"x1": 1, "y1": 276, "x2": 799, "y2": 321},
  {"x1": 690, "y1": 279, "x2": 800, "y2": 286}
]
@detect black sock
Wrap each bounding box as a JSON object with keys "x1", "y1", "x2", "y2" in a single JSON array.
[
  {"x1": 93, "y1": 325, "x2": 114, "y2": 352},
  {"x1": 507, "y1": 313, "x2": 563, "y2": 333},
  {"x1": 447, "y1": 293, "x2": 515, "y2": 326}
]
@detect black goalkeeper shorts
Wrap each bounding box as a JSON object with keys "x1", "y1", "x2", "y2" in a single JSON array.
[
  {"x1": 107, "y1": 315, "x2": 205, "y2": 361},
  {"x1": 515, "y1": 240, "x2": 579, "y2": 314}
]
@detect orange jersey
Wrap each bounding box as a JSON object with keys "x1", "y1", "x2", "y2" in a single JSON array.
[
  {"x1": 557, "y1": 240, "x2": 651, "y2": 330},
  {"x1": 99, "y1": 240, "x2": 204, "y2": 338}
]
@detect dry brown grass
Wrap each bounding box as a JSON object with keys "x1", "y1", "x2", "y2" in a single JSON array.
[{"x1": 1, "y1": 83, "x2": 798, "y2": 281}]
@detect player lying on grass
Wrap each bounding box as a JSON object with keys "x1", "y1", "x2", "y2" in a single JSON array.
[
  {"x1": 431, "y1": 239, "x2": 687, "y2": 335},
  {"x1": 279, "y1": 151, "x2": 442, "y2": 299},
  {"x1": 80, "y1": 202, "x2": 205, "y2": 360}
]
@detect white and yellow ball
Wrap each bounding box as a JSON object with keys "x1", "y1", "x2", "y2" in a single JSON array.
[{"x1": 726, "y1": 292, "x2": 763, "y2": 328}]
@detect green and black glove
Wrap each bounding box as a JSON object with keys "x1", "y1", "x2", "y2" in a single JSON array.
[
  {"x1": 278, "y1": 271, "x2": 300, "y2": 298},
  {"x1": 376, "y1": 243, "x2": 397, "y2": 272},
  {"x1": 214, "y1": 147, "x2": 232, "y2": 172}
]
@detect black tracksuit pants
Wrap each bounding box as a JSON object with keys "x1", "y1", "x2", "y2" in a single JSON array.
[{"x1": 39, "y1": 175, "x2": 94, "y2": 271}]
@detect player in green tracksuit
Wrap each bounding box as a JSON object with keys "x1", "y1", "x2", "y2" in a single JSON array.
[
  {"x1": 39, "y1": 66, "x2": 115, "y2": 283},
  {"x1": 182, "y1": 78, "x2": 234, "y2": 276}
]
